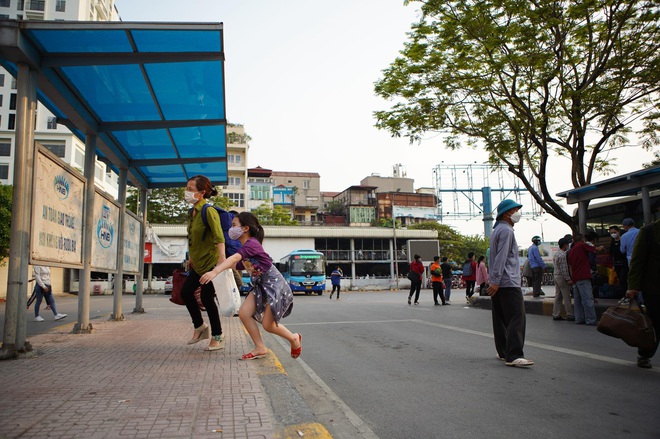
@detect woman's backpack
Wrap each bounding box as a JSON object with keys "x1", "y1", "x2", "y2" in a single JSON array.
[{"x1": 462, "y1": 261, "x2": 473, "y2": 277}]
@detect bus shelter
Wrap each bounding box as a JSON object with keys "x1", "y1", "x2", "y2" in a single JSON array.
[
  {"x1": 0, "y1": 20, "x2": 227, "y2": 355},
  {"x1": 556, "y1": 165, "x2": 660, "y2": 233}
]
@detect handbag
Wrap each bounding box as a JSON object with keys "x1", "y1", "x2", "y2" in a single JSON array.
[
  {"x1": 169, "y1": 270, "x2": 205, "y2": 310},
  {"x1": 407, "y1": 271, "x2": 419, "y2": 282},
  {"x1": 597, "y1": 298, "x2": 656, "y2": 351},
  {"x1": 212, "y1": 270, "x2": 241, "y2": 317}
]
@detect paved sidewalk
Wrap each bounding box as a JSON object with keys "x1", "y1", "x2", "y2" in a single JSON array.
[{"x1": 0, "y1": 307, "x2": 276, "y2": 438}]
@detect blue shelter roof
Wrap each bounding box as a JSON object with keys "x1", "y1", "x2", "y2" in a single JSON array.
[{"x1": 0, "y1": 20, "x2": 228, "y2": 188}]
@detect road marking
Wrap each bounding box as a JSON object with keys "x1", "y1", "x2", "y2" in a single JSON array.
[
  {"x1": 287, "y1": 318, "x2": 658, "y2": 372},
  {"x1": 411, "y1": 319, "x2": 659, "y2": 372},
  {"x1": 274, "y1": 423, "x2": 332, "y2": 439}
]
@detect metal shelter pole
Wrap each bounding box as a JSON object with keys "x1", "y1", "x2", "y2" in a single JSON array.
[
  {"x1": 392, "y1": 217, "x2": 399, "y2": 291},
  {"x1": 1, "y1": 63, "x2": 37, "y2": 356},
  {"x1": 641, "y1": 186, "x2": 652, "y2": 226},
  {"x1": 74, "y1": 134, "x2": 96, "y2": 333},
  {"x1": 578, "y1": 201, "x2": 588, "y2": 234},
  {"x1": 134, "y1": 189, "x2": 147, "y2": 313},
  {"x1": 350, "y1": 238, "x2": 356, "y2": 291},
  {"x1": 112, "y1": 167, "x2": 128, "y2": 321},
  {"x1": 482, "y1": 187, "x2": 493, "y2": 238}
]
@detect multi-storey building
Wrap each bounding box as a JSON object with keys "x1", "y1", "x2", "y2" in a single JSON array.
[
  {"x1": 220, "y1": 124, "x2": 249, "y2": 210},
  {"x1": 334, "y1": 185, "x2": 378, "y2": 226},
  {"x1": 0, "y1": 0, "x2": 120, "y2": 196},
  {"x1": 360, "y1": 174, "x2": 414, "y2": 194},
  {"x1": 246, "y1": 166, "x2": 274, "y2": 211},
  {"x1": 271, "y1": 171, "x2": 321, "y2": 224}
]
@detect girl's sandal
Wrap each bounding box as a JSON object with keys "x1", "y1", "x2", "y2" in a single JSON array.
[
  {"x1": 291, "y1": 334, "x2": 302, "y2": 358},
  {"x1": 240, "y1": 352, "x2": 267, "y2": 360}
]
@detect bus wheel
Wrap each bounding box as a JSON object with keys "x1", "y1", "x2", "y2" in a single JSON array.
[{"x1": 317, "y1": 291, "x2": 323, "y2": 296}]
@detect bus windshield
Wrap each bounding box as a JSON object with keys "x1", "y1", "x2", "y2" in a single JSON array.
[{"x1": 290, "y1": 258, "x2": 325, "y2": 276}]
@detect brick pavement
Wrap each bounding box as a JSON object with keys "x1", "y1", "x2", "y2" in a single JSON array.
[{"x1": 0, "y1": 307, "x2": 276, "y2": 439}]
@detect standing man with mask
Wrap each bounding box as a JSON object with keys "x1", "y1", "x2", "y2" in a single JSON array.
[
  {"x1": 528, "y1": 236, "x2": 545, "y2": 297},
  {"x1": 486, "y1": 199, "x2": 533, "y2": 368},
  {"x1": 620, "y1": 218, "x2": 640, "y2": 266}
]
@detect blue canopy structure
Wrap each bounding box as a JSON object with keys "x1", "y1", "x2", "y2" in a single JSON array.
[{"x1": 0, "y1": 20, "x2": 228, "y2": 188}]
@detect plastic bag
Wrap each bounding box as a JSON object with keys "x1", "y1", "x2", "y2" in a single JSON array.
[{"x1": 212, "y1": 270, "x2": 241, "y2": 317}]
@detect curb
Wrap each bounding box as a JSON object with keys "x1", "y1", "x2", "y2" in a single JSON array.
[
  {"x1": 253, "y1": 343, "x2": 333, "y2": 439},
  {"x1": 472, "y1": 295, "x2": 617, "y2": 318}
]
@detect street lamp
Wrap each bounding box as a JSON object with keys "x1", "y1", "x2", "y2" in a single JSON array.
[{"x1": 392, "y1": 202, "x2": 399, "y2": 291}]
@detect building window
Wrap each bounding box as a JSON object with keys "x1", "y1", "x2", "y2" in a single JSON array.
[
  {"x1": 0, "y1": 164, "x2": 8, "y2": 180},
  {"x1": 0, "y1": 74, "x2": 4, "y2": 87},
  {"x1": 47, "y1": 116, "x2": 57, "y2": 129},
  {"x1": 95, "y1": 165, "x2": 103, "y2": 181},
  {"x1": 226, "y1": 192, "x2": 244, "y2": 208},
  {"x1": 0, "y1": 141, "x2": 10, "y2": 157},
  {"x1": 0, "y1": 0, "x2": 9, "y2": 8},
  {"x1": 234, "y1": 155, "x2": 241, "y2": 164},
  {"x1": 8, "y1": 114, "x2": 15, "y2": 130},
  {"x1": 9, "y1": 93, "x2": 16, "y2": 110},
  {"x1": 229, "y1": 176, "x2": 241, "y2": 187},
  {"x1": 55, "y1": 0, "x2": 65, "y2": 12},
  {"x1": 10, "y1": 77, "x2": 16, "y2": 89},
  {"x1": 0, "y1": 14, "x2": 9, "y2": 18},
  {"x1": 303, "y1": 180, "x2": 310, "y2": 189},
  {"x1": 25, "y1": 0, "x2": 44, "y2": 11},
  {"x1": 42, "y1": 143, "x2": 65, "y2": 158}
]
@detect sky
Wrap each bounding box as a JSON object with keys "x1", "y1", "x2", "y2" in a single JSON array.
[{"x1": 114, "y1": 0, "x2": 657, "y2": 242}]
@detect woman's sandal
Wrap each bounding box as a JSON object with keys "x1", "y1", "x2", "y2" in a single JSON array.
[
  {"x1": 291, "y1": 334, "x2": 302, "y2": 358},
  {"x1": 187, "y1": 323, "x2": 210, "y2": 345},
  {"x1": 240, "y1": 352, "x2": 267, "y2": 360}
]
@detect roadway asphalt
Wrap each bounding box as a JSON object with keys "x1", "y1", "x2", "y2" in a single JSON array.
[{"x1": 0, "y1": 290, "x2": 657, "y2": 439}]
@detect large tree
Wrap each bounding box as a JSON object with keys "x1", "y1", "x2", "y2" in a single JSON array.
[{"x1": 375, "y1": 0, "x2": 660, "y2": 231}]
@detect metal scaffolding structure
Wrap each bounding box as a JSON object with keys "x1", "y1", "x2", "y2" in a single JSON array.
[{"x1": 432, "y1": 163, "x2": 542, "y2": 237}]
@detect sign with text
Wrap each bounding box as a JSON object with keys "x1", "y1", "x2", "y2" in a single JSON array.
[
  {"x1": 31, "y1": 148, "x2": 85, "y2": 267},
  {"x1": 150, "y1": 237, "x2": 188, "y2": 264},
  {"x1": 122, "y1": 211, "x2": 141, "y2": 274},
  {"x1": 91, "y1": 191, "x2": 120, "y2": 272}
]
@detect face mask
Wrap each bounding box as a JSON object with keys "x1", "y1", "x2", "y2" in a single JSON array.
[
  {"x1": 228, "y1": 226, "x2": 244, "y2": 240},
  {"x1": 184, "y1": 191, "x2": 198, "y2": 205},
  {"x1": 610, "y1": 233, "x2": 619, "y2": 239},
  {"x1": 510, "y1": 211, "x2": 522, "y2": 223}
]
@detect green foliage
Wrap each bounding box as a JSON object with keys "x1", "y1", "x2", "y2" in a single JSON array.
[
  {"x1": 0, "y1": 184, "x2": 12, "y2": 265},
  {"x1": 126, "y1": 188, "x2": 235, "y2": 224},
  {"x1": 325, "y1": 200, "x2": 344, "y2": 215},
  {"x1": 377, "y1": 218, "x2": 403, "y2": 228},
  {"x1": 644, "y1": 151, "x2": 660, "y2": 168},
  {"x1": 376, "y1": 0, "x2": 660, "y2": 230},
  {"x1": 252, "y1": 204, "x2": 298, "y2": 225}
]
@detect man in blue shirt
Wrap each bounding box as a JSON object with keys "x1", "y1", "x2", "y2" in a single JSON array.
[
  {"x1": 527, "y1": 236, "x2": 545, "y2": 297},
  {"x1": 487, "y1": 199, "x2": 533, "y2": 368},
  {"x1": 329, "y1": 266, "x2": 343, "y2": 300},
  {"x1": 619, "y1": 218, "x2": 640, "y2": 266}
]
